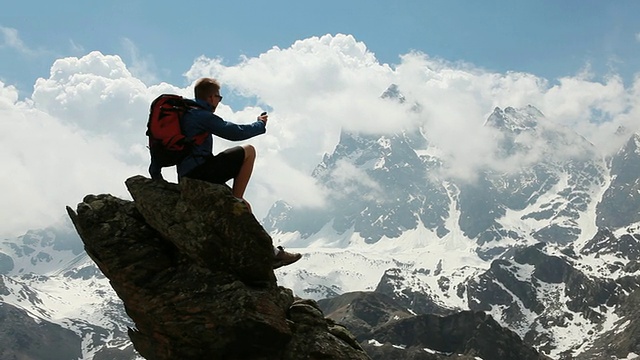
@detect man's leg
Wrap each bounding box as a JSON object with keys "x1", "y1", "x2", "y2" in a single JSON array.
[{"x1": 232, "y1": 144, "x2": 256, "y2": 207}]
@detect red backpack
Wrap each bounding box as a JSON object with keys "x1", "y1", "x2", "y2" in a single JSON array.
[{"x1": 146, "y1": 94, "x2": 209, "y2": 167}]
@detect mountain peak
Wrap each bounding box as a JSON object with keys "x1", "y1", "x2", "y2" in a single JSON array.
[
  {"x1": 485, "y1": 105, "x2": 543, "y2": 132},
  {"x1": 381, "y1": 83, "x2": 406, "y2": 103}
]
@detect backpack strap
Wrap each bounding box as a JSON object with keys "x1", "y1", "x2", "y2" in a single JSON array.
[{"x1": 179, "y1": 99, "x2": 210, "y2": 145}]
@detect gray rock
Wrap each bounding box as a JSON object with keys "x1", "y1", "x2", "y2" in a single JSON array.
[
  {"x1": 0, "y1": 302, "x2": 82, "y2": 360},
  {"x1": 67, "y1": 175, "x2": 370, "y2": 360}
]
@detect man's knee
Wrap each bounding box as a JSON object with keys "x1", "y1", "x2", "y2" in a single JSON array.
[{"x1": 243, "y1": 144, "x2": 256, "y2": 161}]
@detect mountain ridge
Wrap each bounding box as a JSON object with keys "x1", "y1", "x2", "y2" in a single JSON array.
[{"x1": 265, "y1": 101, "x2": 640, "y2": 358}]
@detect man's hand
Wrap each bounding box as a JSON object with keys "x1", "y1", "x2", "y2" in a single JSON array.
[{"x1": 258, "y1": 111, "x2": 268, "y2": 125}]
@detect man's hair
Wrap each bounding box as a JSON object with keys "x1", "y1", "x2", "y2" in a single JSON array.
[{"x1": 194, "y1": 78, "x2": 221, "y2": 100}]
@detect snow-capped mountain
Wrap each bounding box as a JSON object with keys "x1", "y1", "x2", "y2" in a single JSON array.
[
  {"x1": 0, "y1": 224, "x2": 139, "y2": 359},
  {"x1": 264, "y1": 88, "x2": 640, "y2": 358},
  {"x1": 266, "y1": 103, "x2": 608, "y2": 251}
]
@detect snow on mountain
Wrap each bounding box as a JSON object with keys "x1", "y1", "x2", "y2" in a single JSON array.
[
  {"x1": 597, "y1": 132, "x2": 640, "y2": 229},
  {"x1": 275, "y1": 219, "x2": 485, "y2": 306},
  {"x1": 266, "y1": 89, "x2": 640, "y2": 358},
  {"x1": 267, "y1": 101, "x2": 608, "y2": 253},
  {"x1": 0, "y1": 221, "x2": 137, "y2": 359},
  {"x1": 1, "y1": 223, "x2": 84, "y2": 275},
  {"x1": 269, "y1": 101, "x2": 608, "y2": 288}
]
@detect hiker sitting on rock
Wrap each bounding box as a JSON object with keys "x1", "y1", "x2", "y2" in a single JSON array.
[
  {"x1": 175, "y1": 77, "x2": 263, "y2": 212},
  {"x1": 150, "y1": 77, "x2": 301, "y2": 268}
]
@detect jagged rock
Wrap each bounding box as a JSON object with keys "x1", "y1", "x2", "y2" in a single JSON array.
[
  {"x1": 318, "y1": 291, "x2": 416, "y2": 339},
  {"x1": 375, "y1": 269, "x2": 455, "y2": 316},
  {"x1": 66, "y1": 175, "x2": 370, "y2": 360},
  {"x1": 0, "y1": 252, "x2": 13, "y2": 274},
  {"x1": 578, "y1": 287, "x2": 640, "y2": 359},
  {"x1": 283, "y1": 298, "x2": 367, "y2": 359},
  {"x1": 363, "y1": 311, "x2": 549, "y2": 360},
  {"x1": 597, "y1": 133, "x2": 640, "y2": 229},
  {"x1": 319, "y1": 292, "x2": 549, "y2": 360}
]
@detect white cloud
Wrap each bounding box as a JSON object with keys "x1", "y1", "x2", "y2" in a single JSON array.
[
  {"x1": 121, "y1": 38, "x2": 159, "y2": 85},
  {"x1": 68, "y1": 39, "x2": 85, "y2": 55},
  {"x1": 2, "y1": 34, "x2": 640, "y2": 238},
  {"x1": 30, "y1": 51, "x2": 182, "y2": 158},
  {"x1": 0, "y1": 26, "x2": 37, "y2": 56},
  {"x1": 329, "y1": 159, "x2": 384, "y2": 201},
  {"x1": 0, "y1": 81, "x2": 142, "y2": 237},
  {"x1": 636, "y1": 32, "x2": 640, "y2": 42},
  {"x1": 189, "y1": 35, "x2": 639, "y2": 180}
]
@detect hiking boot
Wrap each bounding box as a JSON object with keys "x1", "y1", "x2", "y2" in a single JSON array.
[{"x1": 273, "y1": 246, "x2": 302, "y2": 269}]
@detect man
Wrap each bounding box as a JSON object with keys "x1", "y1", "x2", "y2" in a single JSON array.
[
  {"x1": 178, "y1": 77, "x2": 262, "y2": 211},
  {"x1": 153, "y1": 77, "x2": 301, "y2": 269}
]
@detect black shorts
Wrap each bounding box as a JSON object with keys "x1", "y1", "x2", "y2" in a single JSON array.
[{"x1": 183, "y1": 146, "x2": 245, "y2": 185}]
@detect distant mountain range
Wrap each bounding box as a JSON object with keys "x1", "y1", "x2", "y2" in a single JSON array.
[
  {"x1": 267, "y1": 86, "x2": 640, "y2": 359},
  {"x1": 1, "y1": 85, "x2": 639, "y2": 359}
]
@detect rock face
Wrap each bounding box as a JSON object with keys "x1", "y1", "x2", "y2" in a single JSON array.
[
  {"x1": 66, "y1": 175, "x2": 369, "y2": 360},
  {"x1": 318, "y1": 292, "x2": 550, "y2": 360},
  {"x1": 0, "y1": 302, "x2": 82, "y2": 360}
]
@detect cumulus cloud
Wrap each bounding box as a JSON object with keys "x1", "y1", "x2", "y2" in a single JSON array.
[
  {"x1": 187, "y1": 34, "x2": 639, "y2": 181},
  {"x1": 0, "y1": 80, "x2": 142, "y2": 236},
  {"x1": 2, "y1": 33, "x2": 640, "y2": 238}
]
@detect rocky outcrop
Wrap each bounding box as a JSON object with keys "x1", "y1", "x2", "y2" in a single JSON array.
[
  {"x1": 66, "y1": 175, "x2": 369, "y2": 360},
  {"x1": 361, "y1": 311, "x2": 549, "y2": 360},
  {"x1": 318, "y1": 292, "x2": 550, "y2": 360},
  {"x1": 579, "y1": 287, "x2": 640, "y2": 359}
]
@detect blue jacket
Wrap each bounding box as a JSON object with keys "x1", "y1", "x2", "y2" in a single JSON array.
[{"x1": 149, "y1": 98, "x2": 266, "y2": 180}]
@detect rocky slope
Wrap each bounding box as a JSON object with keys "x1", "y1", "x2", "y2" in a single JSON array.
[
  {"x1": 317, "y1": 292, "x2": 549, "y2": 359},
  {"x1": 0, "y1": 302, "x2": 82, "y2": 360}
]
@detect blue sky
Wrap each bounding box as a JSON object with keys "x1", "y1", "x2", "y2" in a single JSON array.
[
  {"x1": 2, "y1": 1, "x2": 639, "y2": 95},
  {"x1": 1, "y1": 1, "x2": 639, "y2": 237}
]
